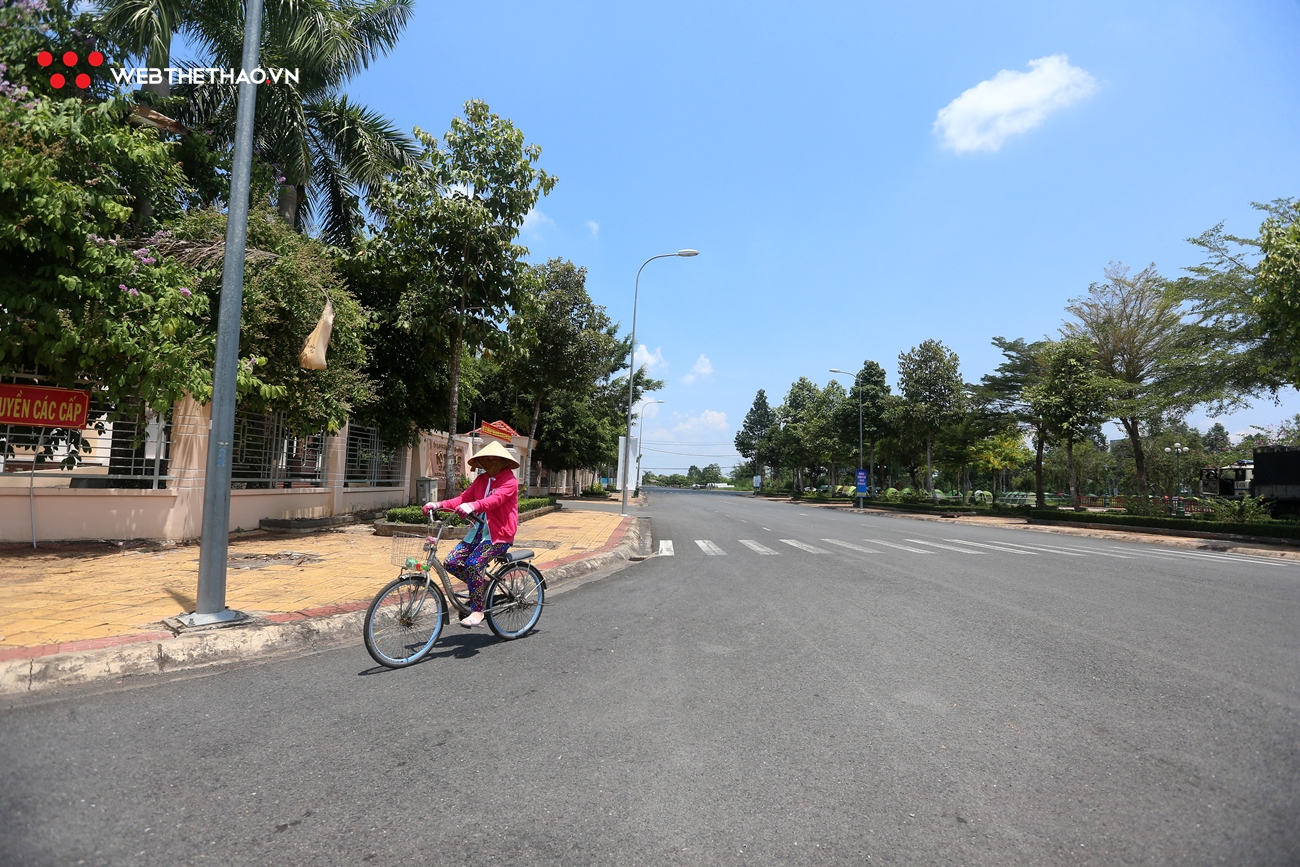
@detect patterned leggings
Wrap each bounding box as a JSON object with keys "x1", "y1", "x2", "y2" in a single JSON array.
[{"x1": 444, "y1": 540, "x2": 510, "y2": 612}]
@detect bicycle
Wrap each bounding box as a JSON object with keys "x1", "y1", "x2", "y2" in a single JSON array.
[{"x1": 362, "y1": 512, "x2": 546, "y2": 668}]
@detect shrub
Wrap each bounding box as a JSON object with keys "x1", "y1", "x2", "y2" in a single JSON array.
[
  {"x1": 386, "y1": 496, "x2": 557, "y2": 524},
  {"x1": 1203, "y1": 496, "x2": 1274, "y2": 523}
]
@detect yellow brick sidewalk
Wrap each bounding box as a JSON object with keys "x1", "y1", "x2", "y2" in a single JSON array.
[{"x1": 0, "y1": 508, "x2": 628, "y2": 656}]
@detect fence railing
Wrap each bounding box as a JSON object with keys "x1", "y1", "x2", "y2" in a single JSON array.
[
  {"x1": 230, "y1": 410, "x2": 326, "y2": 489},
  {"x1": 2, "y1": 404, "x2": 174, "y2": 489},
  {"x1": 345, "y1": 425, "x2": 404, "y2": 488}
]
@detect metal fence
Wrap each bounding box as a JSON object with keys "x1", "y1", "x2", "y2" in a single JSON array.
[
  {"x1": 230, "y1": 410, "x2": 326, "y2": 489},
  {"x1": 345, "y1": 425, "x2": 404, "y2": 488},
  {"x1": 2, "y1": 404, "x2": 174, "y2": 489}
]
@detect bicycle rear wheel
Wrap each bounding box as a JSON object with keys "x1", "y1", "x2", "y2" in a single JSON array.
[
  {"x1": 363, "y1": 576, "x2": 445, "y2": 668},
  {"x1": 485, "y1": 564, "x2": 544, "y2": 640}
]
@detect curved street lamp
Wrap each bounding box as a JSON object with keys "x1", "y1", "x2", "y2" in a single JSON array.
[
  {"x1": 621, "y1": 250, "x2": 698, "y2": 516},
  {"x1": 634, "y1": 399, "x2": 665, "y2": 494}
]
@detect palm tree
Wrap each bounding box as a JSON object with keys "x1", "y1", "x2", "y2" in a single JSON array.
[{"x1": 98, "y1": 0, "x2": 420, "y2": 246}]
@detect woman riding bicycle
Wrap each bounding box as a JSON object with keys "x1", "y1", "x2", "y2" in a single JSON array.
[{"x1": 423, "y1": 440, "x2": 520, "y2": 628}]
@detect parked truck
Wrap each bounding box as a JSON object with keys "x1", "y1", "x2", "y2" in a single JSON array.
[
  {"x1": 1250, "y1": 445, "x2": 1300, "y2": 513},
  {"x1": 1199, "y1": 460, "x2": 1253, "y2": 498}
]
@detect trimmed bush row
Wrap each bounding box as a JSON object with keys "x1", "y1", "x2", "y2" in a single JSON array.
[
  {"x1": 385, "y1": 496, "x2": 559, "y2": 525},
  {"x1": 1024, "y1": 509, "x2": 1300, "y2": 540}
]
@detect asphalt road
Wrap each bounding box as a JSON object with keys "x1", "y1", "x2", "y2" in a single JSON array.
[{"x1": 3, "y1": 490, "x2": 1298, "y2": 866}]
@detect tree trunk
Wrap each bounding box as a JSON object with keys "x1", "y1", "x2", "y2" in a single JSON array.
[
  {"x1": 276, "y1": 185, "x2": 306, "y2": 230},
  {"x1": 1120, "y1": 416, "x2": 1147, "y2": 499},
  {"x1": 445, "y1": 324, "x2": 463, "y2": 491},
  {"x1": 1067, "y1": 438, "x2": 1078, "y2": 509},
  {"x1": 525, "y1": 393, "x2": 543, "y2": 493},
  {"x1": 144, "y1": 41, "x2": 170, "y2": 99},
  {"x1": 926, "y1": 437, "x2": 934, "y2": 503},
  {"x1": 1034, "y1": 429, "x2": 1046, "y2": 508}
]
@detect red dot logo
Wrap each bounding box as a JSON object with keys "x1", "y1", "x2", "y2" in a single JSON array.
[
  {"x1": 37, "y1": 51, "x2": 53, "y2": 67},
  {"x1": 62, "y1": 51, "x2": 78, "y2": 67},
  {"x1": 50, "y1": 73, "x2": 65, "y2": 88},
  {"x1": 75, "y1": 73, "x2": 91, "y2": 89},
  {"x1": 88, "y1": 51, "x2": 104, "y2": 67}
]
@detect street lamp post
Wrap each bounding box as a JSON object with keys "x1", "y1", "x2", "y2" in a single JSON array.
[
  {"x1": 829, "y1": 368, "x2": 864, "y2": 509},
  {"x1": 634, "y1": 399, "x2": 665, "y2": 494},
  {"x1": 621, "y1": 250, "x2": 698, "y2": 516},
  {"x1": 1165, "y1": 442, "x2": 1190, "y2": 515}
]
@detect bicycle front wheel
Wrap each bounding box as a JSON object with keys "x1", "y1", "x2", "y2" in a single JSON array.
[
  {"x1": 485, "y1": 564, "x2": 545, "y2": 640},
  {"x1": 363, "y1": 576, "x2": 445, "y2": 668}
]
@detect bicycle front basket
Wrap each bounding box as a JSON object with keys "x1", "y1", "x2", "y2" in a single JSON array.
[{"x1": 390, "y1": 532, "x2": 432, "y2": 569}]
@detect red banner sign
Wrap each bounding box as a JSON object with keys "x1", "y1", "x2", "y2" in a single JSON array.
[{"x1": 0, "y1": 384, "x2": 91, "y2": 429}]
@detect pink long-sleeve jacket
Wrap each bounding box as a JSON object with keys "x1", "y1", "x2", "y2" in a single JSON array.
[{"x1": 438, "y1": 468, "x2": 518, "y2": 544}]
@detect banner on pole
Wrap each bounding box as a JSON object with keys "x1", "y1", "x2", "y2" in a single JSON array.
[{"x1": 0, "y1": 384, "x2": 90, "y2": 429}]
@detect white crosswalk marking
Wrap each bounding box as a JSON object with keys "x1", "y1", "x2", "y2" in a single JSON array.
[
  {"x1": 739, "y1": 539, "x2": 779, "y2": 555},
  {"x1": 658, "y1": 540, "x2": 674, "y2": 556},
  {"x1": 1056, "y1": 545, "x2": 1135, "y2": 559},
  {"x1": 905, "y1": 539, "x2": 985, "y2": 554},
  {"x1": 1112, "y1": 546, "x2": 1290, "y2": 568},
  {"x1": 865, "y1": 539, "x2": 934, "y2": 554},
  {"x1": 822, "y1": 539, "x2": 883, "y2": 554},
  {"x1": 946, "y1": 540, "x2": 1037, "y2": 555},
  {"x1": 981, "y1": 540, "x2": 1086, "y2": 556},
  {"x1": 695, "y1": 540, "x2": 727, "y2": 556},
  {"x1": 780, "y1": 539, "x2": 830, "y2": 554}
]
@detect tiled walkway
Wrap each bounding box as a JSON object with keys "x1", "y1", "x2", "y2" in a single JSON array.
[{"x1": 0, "y1": 509, "x2": 629, "y2": 654}]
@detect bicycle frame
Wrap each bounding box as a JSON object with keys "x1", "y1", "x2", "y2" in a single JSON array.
[{"x1": 412, "y1": 513, "x2": 543, "y2": 622}]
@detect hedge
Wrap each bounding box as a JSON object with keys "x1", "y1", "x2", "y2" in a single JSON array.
[
  {"x1": 385, "y1": 496, "x2": 559, "y2": 525},
  {"x1": 1023, "y1": 509, "x2": 1300, "y2": 541}
]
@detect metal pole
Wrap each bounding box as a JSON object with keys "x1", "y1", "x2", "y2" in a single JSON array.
[
  {"x1": 29, "y1": 431, "x2": 44, "y2": 549},
  {"x1": 857, "y1": 383, "x2": 863, "y2": 510},
  {"x1": 621, "y1": 254, "x2": 675, "y2": 516},
  {"x1": 187, "y1": 0, "x2": 264, "y2": 626}
]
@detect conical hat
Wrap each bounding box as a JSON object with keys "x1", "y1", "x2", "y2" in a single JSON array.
[{"x1": 468, "y1": 439, "x2": 519, "y2": 470}]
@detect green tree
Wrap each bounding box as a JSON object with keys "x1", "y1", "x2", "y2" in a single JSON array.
[
  {"x1": 897, "y1": 339, "x2": 965, "y2": 502},
  {"x1": 100, "y1": 0, "x2": 420, "y2": 242},
  {"x1": 1203, "y1": 422, "x2": 1231, "y2": 455},
  {"x1": 976, "y1": 337, "x2": 1054, "y2": 507},
  {"x1": 1256, "y1": 199, "x2": 1300, "y2": 388},
  {"x1": 1064, "y1": 263, "x2": 1191, "y2": 500},
  {"x1": 365, "y1": 101, "x2": 555, "y2": 488},
  {"x1": 1026, "y1": 337, "x2": 1115, "y2": 508},
  {"x1": 837, "y1": 360, "x2": 891, "y2": 494},
  {"x1": 735, "y1": 389, "x2": 776, "y2": 476},
  {"x1": 503, "y1": 259, "x2": 619, "y2": 488}
]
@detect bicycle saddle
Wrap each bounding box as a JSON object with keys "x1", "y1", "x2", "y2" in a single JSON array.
[{"x1": 501, "y1": 549, "x2": 534, "y2": 563}]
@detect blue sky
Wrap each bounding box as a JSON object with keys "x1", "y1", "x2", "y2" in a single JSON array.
[{"x1": 341, "y1": 0, "x2": 1300, "y2": 473}]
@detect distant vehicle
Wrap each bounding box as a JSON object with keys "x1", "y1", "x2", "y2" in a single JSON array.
[{"x1": 1199, "y1": 460, "x2": 1253, "y2": 498}]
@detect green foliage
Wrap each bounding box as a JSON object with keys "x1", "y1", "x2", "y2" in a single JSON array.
[
  {"x1": 1204, "y1": 495, "x2": 1274, "y2": 523},
  {"x1": 0, "y1": 93, "x2": 215, "y2": 413},
  {"x1": 364, "y1": 101, "x2": 555, "y2": 480},
  {"x1": 1255, "y1": 199, "x2": 1300, "y2": 389},
  {"x1": 385, "y1": 495, "x2": 557, "y2": 524},
  {"x1": 1026, "y1": 509, "x2": 1300, "y2": 539}
]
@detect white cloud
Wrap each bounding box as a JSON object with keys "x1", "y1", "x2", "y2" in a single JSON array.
[
  {"x1": 585, "y1": 220, "x2": 599, "y2": 238},
  {"x1": 681, "y1": 354, "x2": 714, "y2": 385},
  {"x1": 633, "y1": 344, "x2": 668, "y2": 374},
  {"x1": 934, "y1": 54, "x2": 1096, "y2": 153},
  {"x1": 673, "y1": 410, "x2": 729, "y2": 434},
  {"x1": 522, "y1": 208, "x2": 555, "y2": 233}
]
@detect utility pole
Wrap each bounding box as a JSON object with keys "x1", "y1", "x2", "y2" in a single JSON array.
[{"x1": 184, "y1": 0, "x2": 265, "y2": 627}]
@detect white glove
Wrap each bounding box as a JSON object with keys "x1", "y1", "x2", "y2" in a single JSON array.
[
  {"x1": 422, "y1": 501, "x2": 438, "y2": 515},
  {"x1": 455, "y1": 502, "x2": 476, "y2": 517}
]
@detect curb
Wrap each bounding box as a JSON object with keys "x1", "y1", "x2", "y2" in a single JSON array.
[{"x1": 0, "y1": 514, "x2": 650, "y2": 697}]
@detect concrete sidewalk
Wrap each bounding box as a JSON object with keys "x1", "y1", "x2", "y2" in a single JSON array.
[{"x1": 0, "y1": 507, "x2": 648, "y2": 695}]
